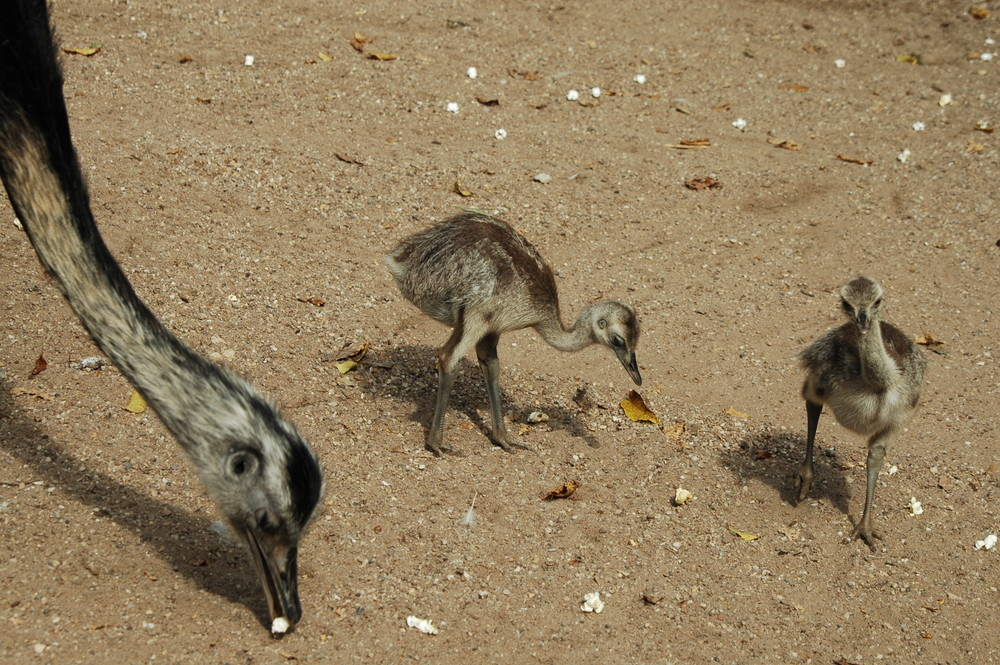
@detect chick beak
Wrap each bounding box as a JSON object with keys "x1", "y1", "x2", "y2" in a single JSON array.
[
  {"x1": 245, "y1": 527, "x2": 301, "y2": 633},
  {"x1": 616, "y1": 349, "x2": 642, "y2": 386},
  {"x1": 856, "y1": 310, "x2": 870, "y2": 334}
]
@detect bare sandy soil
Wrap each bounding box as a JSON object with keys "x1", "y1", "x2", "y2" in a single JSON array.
[{"x1": 1, "y1": 0, "x2": 998, "y2": 663}]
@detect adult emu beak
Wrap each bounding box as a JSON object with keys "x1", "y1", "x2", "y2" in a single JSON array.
[
  {"x1": 245, "y1": 527, "x2": 301, "y2": 633},
  {"x1": 617, "y1": 350, "x2": 642, "y2": 386}
]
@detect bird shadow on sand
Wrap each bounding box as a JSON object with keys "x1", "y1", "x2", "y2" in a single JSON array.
[
  {"x1": 0, "y1": 376, "x2": 272, "y2": 628},
  {"x1": 356, "y1": 344, "x2": 601, "y2": 451},
  {"x1": 718, "y1": 425, "x2": 851, "y2": 516}
]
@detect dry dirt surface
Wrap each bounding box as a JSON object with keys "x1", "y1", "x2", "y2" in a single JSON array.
[{"x1": 1, "y1": 1, "x2": 998, "y2": 663}]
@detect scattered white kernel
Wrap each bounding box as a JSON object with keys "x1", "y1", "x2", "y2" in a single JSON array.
[
  {"x1": 987, "y1": 38, "x2": 996, "y2": 46},
  {"x1": 527, "y1": 411, "x2": 549, "y2": 423},
  {"x1": 566, "y1": 89, "x2": 580, "y2": 101},
  {"x1": 533, "y1": 172, "x2": 552, "y2": 184},
  {"x1": 406, "y1": 615, "x2": 439, "y2": 634},
  {"x1": 911, "y1": 121, "x2": 926, "y2": 131},
  {"x1": 938, "y1": 93, "x2": 953, "y2": 107},
  {"x1": 494, "y1": 128, "x2": 507, "y2": 140},
  {"x1": 908, "y1": 497, "x2": 923, "y2": 516},
  {"x1": 633, "y1": 73, "x2": 647, "y2": 84},
  {"x1": 446, "y1": 101, "x2": 459, "y2": 113},
  {"x1": 981, "y1": 52, "x2": 994, "y2": 62},
  {"x1": 581, "y1": 591, "x2": 605, "y2": 613},
  {"x1": 887, "y1": 465, "x2": 899, "y2": 475},
  {"x1": 834, "y1": 58, "x2": 846, "y2": 68},
  {"x1": 975, "y1": 534, "x2": 997, "y2": 550},
  {"x1": 243, "y1": 54, "x2": 254, "y2": 67},
  {"x1": 731, "y1": 117, "x2": 748, "y2": 131},
  {"x1": 591, "y1": 87, "x2": 602, "y2": 98},
  {"x1": 467, "y1": 66, "x2": 478, "y2": 79},
  {"x1": 271, "y1": 617, "x2": 290, "y2": 635},
  {"x1": 674, "y1": 487, "x2": 693, "y2": 505},
  {"x1": 13, "y1": 217, "x2": 23, "y2": 230}
]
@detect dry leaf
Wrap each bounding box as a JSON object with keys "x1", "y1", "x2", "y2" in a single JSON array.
[
  {"x1": 712, "y1": 103, "x2": 732, "y2": 111},
  {"x1": 336, "y1": 341, "x2": 369, "y2": 374},
  {"x1": 684, "y1": 176, "x2": 722, "y2": 191},
  {"x1": 10, "y1": 387, "x2": 53, "y2": 400},
  {"x1": 334, "y1": 152, "x2": 364, "y2": 166},
  {"x1": 476, "y1": 96, "x2": 500, "y2": 106},
  {"x1": 62, "y1": 46, "x2": 101, "y2": 57},
  {"x1": 727, "y1": 525, "x2": 759, "y2": 541},
  {"x1": 662, "y1": 421, "x2": 686, "y2": 444},
  {"x1": 970, "y1": 7, "x2": 989, "y2": 19},
  {"x1": 543, "y1": 480, "x2": 580, "y2": 501},
  {"x1": 620, "y1": 390, "x2": 661, "y2": 425},
  {"x1": 318, "y1": 52, "x2": 333, "y2": 62},
  {"x1": 297, "y1": 296, "x2": 326, "y2": 307},
  {"x1": 452, "y1": 181, "x2": 474, "y2": 197},
  {"x1": 367, "y1": 51, "x2": 397, "y2": 61},
  {"x1": 768, "y1": 136, "x2": 801, "y2": 150},
  {"x1": 835, "y1": 154, "x2": 872, "y2": 165},
  {"x1": 349, "y1": 33, "x2": 373, "y2": 52},
  {"x1": 30, "y1": 353, "x2": 48, "y2": 376},
  {"x1": 974, "y1": 122, "x2": 995, "y2": 133},
  {"x1": 670, "y1": 138, "x2": 711, "y2": 149},
  {"x1": 124, "y1": 389, "x2": 147, "y2": 414},
  {"x1": 724, "y1": 407, "x2": 749, "y2": 418},
  {"x1": 508, "y1": 69, "x2": 542, "y2": 81},
  {"x1": 896, "y1": 53, "x2": 921, "y2": 65},
  {"x1": 967, "y1": 139, "x2": 985, "y2": 153},
  {"x1": 915, "y1": 334, "x2": 947, "y2": 355},
  {"x1": 778, "y1": 83, "x2": 809, "y2": 92}
]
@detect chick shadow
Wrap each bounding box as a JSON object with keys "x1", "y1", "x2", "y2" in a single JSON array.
[
  {"x1": 358, "y1": 344, "x2": 600, "y2": 450},
  {"x1": 0, "y1": 375, "x2": 272, "y2": 628},
  {"x1": 719, "y1": 425, "x2": 851, "y2": 516}
]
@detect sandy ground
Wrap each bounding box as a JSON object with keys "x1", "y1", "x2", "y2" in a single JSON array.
[{"x1": 1, "y1": 0, "x2": 998, "y2": 663}]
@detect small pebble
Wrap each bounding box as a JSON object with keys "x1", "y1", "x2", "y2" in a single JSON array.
[
  {"x1": 938, "y1": 93, "x2": 953, "y2": 107},
  {"x1": 834, "y1": 58, "x2": 846, "y2": 68},
  {"x1": 633, "y1": 74, "x2": 647, "y2": 84},
  {"x1": 533, "y1": 172, "x2": 552, "y2": 184},
  {"x1": 911, "y1": 121, "x2": 926, "y2": 131},
  {"x1": 243, "y1": 54, "x2": 254, "y2": 66}
]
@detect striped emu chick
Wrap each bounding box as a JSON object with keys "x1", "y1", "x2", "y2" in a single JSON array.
[
  {"x1": 0, "y1": 0, "x2": 322, "y2": 632},
  {"x1": 798, "y1": 277, "x2": 926, "y2": 550},
  {"x1": 387, "y1": 212, "x2": 642, "y2": 455}
]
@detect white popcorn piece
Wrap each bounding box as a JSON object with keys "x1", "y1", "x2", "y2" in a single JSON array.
[
  {"x1": 13, "y1": 217, "x2": 23, "y2": 230},
  {"x1": 982, "y1": 52, "x2": 995, "y2": 61},
  {"x1": 446, "y1": 102, "x2": 459, "y2": 113},
  {"x1": 591, "y1": 87, "x2": 601, "y2": 98},
  {"x1": 896, "y1": 149, "x2": 911, "y2": 163},
  {"x1": 633, "y1": 74, "x2": 647, "y2": 84},
  {"x1": 406, "y1": 615, "x2": 439, "y2": 635},
  {"x1": 581, "y1": 591, "x2": 604, "y2": 614},
  {"x1": 911, "y1": 121, "x2": 926, "y2": 132},
  {"x1": 566, "y1": 89, "x2": 580, "y2": 101},
  {"x1": 527, "y1": 411, "x2": 549, "y2": 423},
  {"x1": 938, "y1": 93, "x2": 953, "y2": 107},
  {"x1": 975, "y1": 534, "x2": 997, "y2": 550},
  {"x1": 494, "y1": 128, "x2": 507, "y2": 140},
  {"x1": 467, "y1": 66, "x2": 478, "y2": 79},
  {"x1": 731, "y1": 117, "x2": 747, "y2": 131},
  {"x1": 887, "y1": 465, "x2": 900, "y2": 474},
  {"x1": 271, "y1": 617, "x2": 290, "y2": 635},
  {"x1": 674, "y1": 487, "x2": 693, "y2": 505},
  {"x1": 243, "y1": 54, "x2": 254, "y2": 67},
  {"x1": 834, "y1": 58, "x2": 846, "y2": 68},
  {"x1": 908, "y1": 497, "x2": 923, "y2": 516}
]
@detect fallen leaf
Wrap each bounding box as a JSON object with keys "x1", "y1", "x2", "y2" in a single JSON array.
[
  {"x1": 334, "y1": 152, "x2": 364, "y2": 166},
  {"x1": 835, "y1": 154, "x2": 872, "y2": 165},
  {"x1": 452, "y1": 181, "x2": 474, "y2": 197},
  {"x1": 30, "y1": 353, "x2": 48, "y2": 376},
  {"x1": 669, "y1": 138, "x2": 711, "y2": 149},
  {"x1": 970, "y1": 7, "x2": 989, "y2": 19},
  {"x1": 684, "y1": 176, "x2": 722, "y2": 191},
  {"x1": 62, "y1": 46, "x2": 101, "y2": 57},
  {"x1": 974, "y1": 122, "x2": 995, "y2": 133},
  {"x1": 297, "y1": 296, "x2": 326, "y2": 307},
  {"x1": 10, "y1": 387, "x2": 53, "y2": 400},
  {"x1": 620, "y1": 390, "x2": 661, "y2": 425},
  {"x1": 967, "y1": 139, "x2": 985, "y2": 153},
  {"x1": 542, "y1": 480, "x2": 580, "y2": 501},
  {"x1": 724, "y1": 407, "x2": 749, "y2": 418},
  {"x1": 367, "y1": 51, "x2": 397, "y2": 61},
  {"x1": 727, "y1": 525, "x2": 760, "y2": 541},
  {"x1": 712, "y1": 103, "x2": 732, "y2": 111},
  {"x1": 335, "y1": 341, "x2": 369, "y2": 374},
  {"x1": 896, "y1": 53, "x2": 922, "y2": 65},
  {"x1": 662, "y1": 421, "x2": 686, "y2": 444},
  {"x1": 768, "y1": 136, "x2": 801, "y2": 150},
  {"x1": 318, "y1": 52, "x2": 333, "y2": 62},
  {"x1": 508, "y1": 69, "x2": 542, "y2": 81},
  {"x1": 778, "y1": 83, "x2": 809, "y2": 92},
  {"x1": 349, "y1": 33, "x2": 372, "y2": 52},
  {"x1": 475, "y1": 96, "x2": 500, "y2": 106},
  {"x1": 124, "y1": 389, "x2": 147, "y2": 414},
  {"x1": 641, "y1": 592, "x2": 663, "y2": 605},
  {"x1": 915, "y1": 334, "x2": 944, "y2": 347}
]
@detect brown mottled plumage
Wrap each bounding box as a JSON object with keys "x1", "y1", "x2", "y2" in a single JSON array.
[
  {"x1": 387, "y1": 212, "x2": 642, "y2": 455},
  {"x1": 798, "y1": 277, "x2": 926, "y2": 550}
]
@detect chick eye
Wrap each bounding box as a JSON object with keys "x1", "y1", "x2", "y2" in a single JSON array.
[
  {"x1": 226, "y1": 449, "x2": 260, "y2": 478},
  {"x1": 840, "y1": 300, "x2": 851, "y2": 312},
  {"x1": 874, "y1": 298, "x2": 882, "y2": 308}
]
